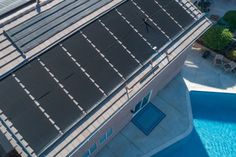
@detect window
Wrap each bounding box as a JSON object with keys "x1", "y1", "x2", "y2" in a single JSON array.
[
  {"x1": 99, "y1": 134, "x2": 107, "y2": 144},
  {"x1": 99, "y1": 128, "x2": 113, "y2": 145},
  {"x1": 134, "y1": 101, "x2": 142, "y2": 113},
  {"x1": 82, "y1": 151, "x2": 89, "y2": 157},
  {"x1": 132, "y1": 91, "x2": 152, "y2": 114},
  {"x1": 82, "y1": 143, "x2": 97, "y2": 157},
  {"x1": 107, "y1": 128, "x2": 112, "y2": 137},
  {"x1": 142, "y1": 91, "x2": 152, "y2": 107},
  {"x1": 90, "y1": 143, "x2": 97, "y2": 154}
]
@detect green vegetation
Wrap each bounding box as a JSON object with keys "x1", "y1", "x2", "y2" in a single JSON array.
[
  {"x1": 227, "y1": 49, "x2": 236, "y2": 61},
  {"x1": 223, "y1": 10, "x2": 236, "y2": 30},
  {"x1": 202, "y1": 25, "x2": 233, "y2": 51}
]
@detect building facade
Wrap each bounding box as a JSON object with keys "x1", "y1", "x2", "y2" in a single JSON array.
[{"x1": 0, "y1": 0, "x2": 211, "y2": 157}]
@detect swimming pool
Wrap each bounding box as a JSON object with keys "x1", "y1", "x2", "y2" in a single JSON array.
[{"x1": 153, "y1": 91, "x2": 236, "y2": 157}]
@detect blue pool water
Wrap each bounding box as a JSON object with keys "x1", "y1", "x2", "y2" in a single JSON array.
[{"x1": 153, "y1": 91, "x2": 236, "y2": 157}]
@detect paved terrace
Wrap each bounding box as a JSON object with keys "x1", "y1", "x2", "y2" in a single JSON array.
[{"x1": 96, "y1": 48, "x2": 236, "y2": 157}]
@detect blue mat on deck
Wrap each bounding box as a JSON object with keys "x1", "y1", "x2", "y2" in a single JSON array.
[{"x1": 132, "y1": 102, "x2": 165, "y2": 135}]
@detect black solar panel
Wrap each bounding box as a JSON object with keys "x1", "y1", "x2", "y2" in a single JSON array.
[
  {"x1": 82, "y1": 21, "x2": 116, "y2": 52},
  {"x1": 118, "y1": 1, "x2": 169, "y2": 48},
  {"x1": 38, "y1": 88, "x2": 83, "y2": 131},
  {"x1": 6, "y1": 0, "x2": 112, "y2": 52},
  {"x1": 40, "y1": 45, "x2": 104, "y2": 112},
  {"x1": 0, "y1": 76, "x2": 59, "y2": 154},
  {"x1": 15, "y1": 61, "x2": 57, "y2": 99},
  {"x1": 62, "y1": 33, "x2": 123, "y2": 94},
  {"x1": 116, "y1": 1, "x2": 145, "y2": 26},
  {"x1": 132, "y1": 0, "x2": 182, "y2": 37},
  {"x1": 101, "y1": 11, "x2": 155, "y2": 63},
  {"x1": 82, "y1": 21, "x2": 140, "y2": 78},
  {"x1": 63, "y1": 72, "x2": 104, "y2": 111},
  {"x1": 100, "y1": 10, "x2": 134, "y2": 40},
  {"x1": 155, "y1": 0, "x2": 194, "y2": 27},
  {"x1": 40, "y1": 45, "x2": 80, "y2": 81},
  {"x1": 102, "y1": 44, "x2": 140, "y2": 78},
  {"x1": 122, "y1": 30, "x2": 155, "y2": 63}
]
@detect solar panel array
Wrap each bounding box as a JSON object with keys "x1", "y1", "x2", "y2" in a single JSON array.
[{"x1": 0, "y1": 0, "x2": 196, "y2": 155}]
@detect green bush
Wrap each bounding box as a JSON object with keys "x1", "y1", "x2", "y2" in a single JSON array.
[
  {"x1": 223, "y1": 10, "x2": 236, "y2": 30},
  {"x1": 227, "y1": 49, "x2": 236, "y2": 61},
  {"x1": 202, "y1": 25, "x2": 233, "y2": 51}
]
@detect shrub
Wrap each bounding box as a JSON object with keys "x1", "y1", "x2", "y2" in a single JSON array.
[
  {"x1": 202, "y1": 25, "x2": 233, "y2": 51},
  {"x1": 223, "y1": 10, "x2": 236, "y2": 30},
  {"x1": 227, "y1": 49, "x2": 236, "y2": 61}
]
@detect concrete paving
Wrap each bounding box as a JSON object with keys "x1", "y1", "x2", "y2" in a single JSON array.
[
  {"x1": 209, "y1": 0, "x2": 236, "y2": 17},
  {"x1": 96, "y1": 47, "x2": 236, "y2": 157},
  {"x1": 183, "y1": 48, "x2": 236, "y2": 91}
]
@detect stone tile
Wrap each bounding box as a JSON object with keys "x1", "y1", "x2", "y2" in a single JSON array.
[{"x1": 106, "y1": 133, "x2": 143, "y2": 157}]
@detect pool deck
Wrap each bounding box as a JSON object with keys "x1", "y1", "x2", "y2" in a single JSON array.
[
  {"x1": 208, "y1": 0, "x2": 236, "y2": 17},
  {"x1": 96, "y1": 48, "x2": 236, "y2": 157}
]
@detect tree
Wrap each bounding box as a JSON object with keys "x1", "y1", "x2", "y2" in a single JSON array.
[
  {"x1": 223, "y1": 10, "x2": 236, "y2": 30},
  {"x1": 202, "y1": 25, "x2": 233, "y2": 51}
]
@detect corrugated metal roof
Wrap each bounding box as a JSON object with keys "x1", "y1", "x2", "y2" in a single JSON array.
[{"x1": 0, "y1": 0, "x2": 32, "y2": 16}]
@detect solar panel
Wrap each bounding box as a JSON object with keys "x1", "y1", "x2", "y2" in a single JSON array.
[
  {"x1": 16, "y1": 61, "x2": 56, "y2": 99},
  {"x1": 102, "y1": 43, "x2": 140, "y2": 78},
  {"x1": 82, "y1": 21, "x2": 140, "y2": 78},
  {"x1": 6, "y1": 0, "x2": 112, "y2": 53},
  {"x1": 117, "y1": 1, "x2": 169, "y2": 47},
  {"x1": 40, "y1": 45, "x2": 80, "y2": 81},
  {"x1": 38, "y1": 88, "x2": 83, "y2": 131},
  {"x1": 62, "y1": 72, "x2": 104, "y2": 111},
  {"x1": 100, "y1": 10, "x2": 134, "y2": 40},
  {"x1": 131, "y1": 0, "x2": 182, "y2": 37},
  {"x1": 101, "y1": 11, "x2": 155, "y2": 64},
  {"x1": 115, "y1": 1, "x2": 145, "y2": 26},
  {"x1": 40, "y1": 45, "x2": 105, "y2": 112},
  {"x1": 15, "y1": 61, "x2": 56, "y2": 99},
  {"x1": 82, "y1": 21, "x2": 116, "y2": 52},
  {"x1": 155, "y1": 0, "x2": 194, "y2": 27},
  {"x1": 62, "y1": 33, "x2": 123, "y2": 94},
  {"x1": 122, "y1": 30, "x2": 155, "y2": 63},
  {"x1": 0, "y1": 76, "x2": 59, "y2": 154}
]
